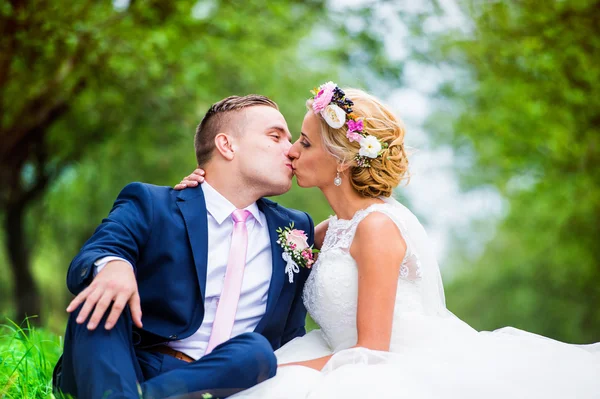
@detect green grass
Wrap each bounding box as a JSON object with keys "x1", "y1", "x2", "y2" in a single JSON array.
[
  {"x1": 0, "y1": 316, "x2": 320, "y2": 399},
  {"x1": 0, "y1": 318, "x2": 65, "y2": 399}
]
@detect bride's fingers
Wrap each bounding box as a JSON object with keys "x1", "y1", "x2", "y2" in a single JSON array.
[
  {"x1": 181, "y1": 179, "x2": 199, "y2": 187},
  {"x1": 174, "y1": 182, "x2": 196, "y2": 190},
  {"x1": 174, "y1": 176, "x2": 204, "y2": 190},
  {"x1": 174, "y1": 182, "x2": 191, "y2": 190},
  {"x1": 186, "y1": 172, "x2": 205, "y2": 182},
  {"x1": 177, "y1": 176, "x2": 203, "y2": 186},
  {"x1": 183, "y1": 176, "x2": 203, "y2": 184},
  {"x1": 173, "y1": 168, "x2": 206, "y2": 190}
]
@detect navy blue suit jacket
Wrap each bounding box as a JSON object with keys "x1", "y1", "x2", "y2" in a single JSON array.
[{"x1": 67, "y1": 183, "x2": 314, "y2": 350}]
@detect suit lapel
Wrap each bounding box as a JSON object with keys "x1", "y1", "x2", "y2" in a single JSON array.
[
  {"x1": 176, "y1": 187, "x2": 209, "y2": 302},
  {"x1": 255, "y1": 198, "x2": 287, "y2": 333}
]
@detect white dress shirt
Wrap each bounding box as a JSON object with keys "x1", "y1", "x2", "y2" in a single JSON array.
[{"x1": 95, "y1": 182, "x2": 273, "y2": 359}]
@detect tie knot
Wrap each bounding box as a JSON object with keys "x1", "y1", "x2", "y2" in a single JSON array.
[{"x1": 232, "y1": 209, "x2": 251, "y2": 224}]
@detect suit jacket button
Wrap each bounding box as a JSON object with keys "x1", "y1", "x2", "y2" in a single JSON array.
[
  {"x1": 169, "y1": 334, "x2": 177, "y2": 340},
  {"x1": 80, "y1": 267, "x2": 89, "y2": 277}
]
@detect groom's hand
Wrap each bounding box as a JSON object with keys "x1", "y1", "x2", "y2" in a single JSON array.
[
  {"x1": 174, "y1": 168, "x2": 205, "y2": 190},
  {"x1": 66, "y1": 260, "x2": 143, "y2": 331}
]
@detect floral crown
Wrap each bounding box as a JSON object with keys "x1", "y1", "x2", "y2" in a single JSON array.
[{"x1": 311, "y1": 81, "x2": 388, "y2": 168}]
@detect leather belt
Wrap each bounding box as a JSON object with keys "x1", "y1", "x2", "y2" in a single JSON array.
[{"x1": 150, "y1": 345, "x2": 195, "y2": 363}]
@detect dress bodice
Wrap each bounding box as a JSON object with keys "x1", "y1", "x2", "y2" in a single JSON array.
[{"x1": 303, "y1": 202, "x2": 425, "y2": 352}]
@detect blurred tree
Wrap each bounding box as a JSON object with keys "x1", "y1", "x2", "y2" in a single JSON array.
[
  {"x1": 0, "y1": 0, "x2": 400, "y2": 324},
  {"x1": 419, "y1": 0, "x2": 600, "y2": 342}
]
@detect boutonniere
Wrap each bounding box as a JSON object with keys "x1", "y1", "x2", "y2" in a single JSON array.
[{"x1": 276, "y1": 223, "x2": 319, "y2": 283}]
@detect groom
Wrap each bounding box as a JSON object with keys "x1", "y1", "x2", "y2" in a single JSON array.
[{"x1": 53, "y1": 95, "x2": 314, "y2": 398}]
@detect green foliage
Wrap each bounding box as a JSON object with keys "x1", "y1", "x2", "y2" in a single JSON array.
[
  {"x1": 0, "y1": 319, "x2": 63, "y2": 399},
  {"x1": 421, "y1": 0, "x2": 600, "y2": 342}
]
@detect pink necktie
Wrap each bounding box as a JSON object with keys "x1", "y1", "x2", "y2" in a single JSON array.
[{"x1": 205, "y1": 209, "x2": 251, "y2": 355}]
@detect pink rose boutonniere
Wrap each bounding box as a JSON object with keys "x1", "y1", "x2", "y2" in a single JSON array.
[{"x1": 276, "y1": 223, "x2": 319, "y2": 283}]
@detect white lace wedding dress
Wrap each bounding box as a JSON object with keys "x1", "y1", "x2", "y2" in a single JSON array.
[{"x1": 233, "y1": 198, "x2": 600, "y2": 399}]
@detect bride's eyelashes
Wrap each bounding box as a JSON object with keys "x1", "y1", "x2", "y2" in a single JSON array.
[{"x1": 299, "y1": 132, "x2": 312, "y2": 148}]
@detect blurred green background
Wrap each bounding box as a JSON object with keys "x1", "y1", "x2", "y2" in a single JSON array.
[{"x1": 0, "y1": 0, "x2": 598, "y2": 347}]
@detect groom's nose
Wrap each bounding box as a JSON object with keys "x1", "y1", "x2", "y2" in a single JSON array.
[
  {"x1": 283, "y1": 140, "x2": 292, "y2": 157},
  {"x1": 287, "y1": 141, "x2": 299, "y2": 160}
]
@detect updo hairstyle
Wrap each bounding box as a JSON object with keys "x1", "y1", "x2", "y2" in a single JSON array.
[{"x1": 307, "y1": 88, "x2": 409, "y2": 198}]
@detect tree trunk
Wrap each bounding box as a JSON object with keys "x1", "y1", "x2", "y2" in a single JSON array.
[
  {"x1": 4, "y1": 199, "x2": 41, "y2": 325},
  {"x1": 1, "y1": 124, "x2": 60, "y2": 326}
]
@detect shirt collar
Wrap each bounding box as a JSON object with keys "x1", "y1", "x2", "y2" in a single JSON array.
[{"x1": 201, "y1": 182, "x2": 264, "y2": 226}]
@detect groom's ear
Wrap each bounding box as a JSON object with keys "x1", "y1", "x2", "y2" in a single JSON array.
[{"x1": 214, "y1": 133, "x2": 236, "y2": 161}]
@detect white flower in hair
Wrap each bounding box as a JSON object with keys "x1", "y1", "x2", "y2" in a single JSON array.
[
  {"x1": 359, "y1": 135, "x2": 382, "y2": 159},
  {"x1": 321, "y1": 104, "x2": 346, "y2": 129}
]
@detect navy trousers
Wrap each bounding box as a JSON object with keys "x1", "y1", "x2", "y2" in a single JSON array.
[{"x1": 54, "y1": 306, "x2": 277, "y2": 399}]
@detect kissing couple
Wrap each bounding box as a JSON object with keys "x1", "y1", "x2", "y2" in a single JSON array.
[{"x1": 53, "y1": 82, "x2": 600, "y2": 399}]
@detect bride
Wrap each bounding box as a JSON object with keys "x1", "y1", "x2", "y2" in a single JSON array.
[{"x1": 180, "y1": 82, "x2": 600, "y2": 398}]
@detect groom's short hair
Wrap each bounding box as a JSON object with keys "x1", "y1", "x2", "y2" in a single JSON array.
[{"x1": 195, "y1": 95, "x2": 279, "y2": 166}]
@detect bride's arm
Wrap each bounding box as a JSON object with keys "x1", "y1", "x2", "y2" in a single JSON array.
[
  {"x1": 279, "y1": 212, "x2": 406, "y2": 370},
  {"x1": 351, "y1": 212, "x2": 406, "y2": 350}
]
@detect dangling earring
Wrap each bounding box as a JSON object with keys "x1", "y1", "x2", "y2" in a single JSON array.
[{"x1": 334, "y1": 171, "x2": 342, "y2": 186}]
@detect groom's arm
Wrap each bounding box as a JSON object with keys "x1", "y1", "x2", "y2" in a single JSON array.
[
  {"x1": 281, "y1": 211, "x2": 314, "y2": 345},
  {"x1": 67, "y1": 182, "x2": 153, "y2": 293},
  {"x1": 65, "y1": 182, "x2": 153, "y2": 330}
]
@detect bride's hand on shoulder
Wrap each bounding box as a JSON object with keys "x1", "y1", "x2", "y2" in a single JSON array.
[
  {"x1": 174, "y1": 167, "x2": 205, "y2": 190},
  {"x1": 314, "y1": 219, "x2": 329, "y2": 250}
]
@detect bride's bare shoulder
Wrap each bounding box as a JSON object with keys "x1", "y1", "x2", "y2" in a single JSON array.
[{"x1": 351, "y1": 211, "x2": 407, "y2": 265}]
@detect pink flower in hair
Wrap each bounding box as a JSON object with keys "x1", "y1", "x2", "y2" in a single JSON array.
[
  {"x1": 347, "y1": 119, "x2": 363, "y2": 133},
  {"x1": 346, "y1": 131, "x2": 363, "y2": 143},
  {"x1": 312, "y1": 82, "x2": 337, "y2": 113}
]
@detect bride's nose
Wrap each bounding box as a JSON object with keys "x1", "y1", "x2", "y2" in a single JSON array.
[{"x1": 288, "y1": 141, "x2": 300, "y2": 160}]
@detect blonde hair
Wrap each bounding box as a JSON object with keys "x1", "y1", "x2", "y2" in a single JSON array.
[{"x1": 307, "y1": 88, "x2": 409, "y2": 198}]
